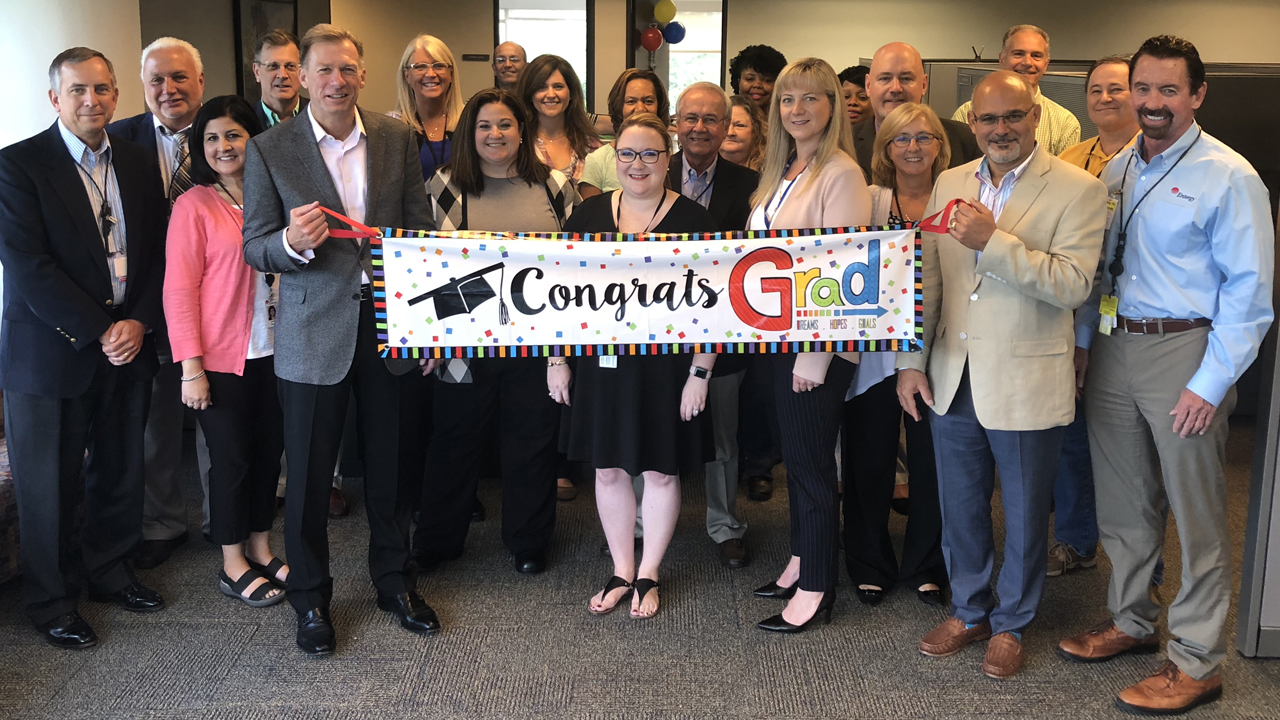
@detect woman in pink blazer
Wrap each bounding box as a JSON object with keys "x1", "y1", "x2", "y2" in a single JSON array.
[
  {"x1": 164, "y1": 96, "x2": 287, "y2": 608},
  {"x1": 746, "y1": 59, "x2": 872, "y2": 633}
]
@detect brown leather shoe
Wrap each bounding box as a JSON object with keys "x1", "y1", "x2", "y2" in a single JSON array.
[
  {"x1": 1115, "y1": 661, "x2": 1222, "y2": 715},
  {"x1": 982, "y1": 632, "x2": 1024, "y2": 679},
  {"x1": 1059, "y1": 620, "x2": 1159, "y2": 663},
  {"x1": 919, "y1": 617, "x2": 992, "y2": 657},
  {"x1": 328, "y1": 487, "x2": 349, "y2": 518}
]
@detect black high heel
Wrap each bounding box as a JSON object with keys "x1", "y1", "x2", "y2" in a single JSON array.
[
  {"x1": 757, "y1": 591, "x2": 836, "y2": 633},
  {"x1": 856, "y1": 586, "x2": 886, "y2": 606},
  {"x1": 753, "y1": 580, "x2": 799, "y2": 600}
]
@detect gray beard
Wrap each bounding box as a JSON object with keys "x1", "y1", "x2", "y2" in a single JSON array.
[{"x1": 986, "y1": 144, "x2": 1022, "y2": 165}]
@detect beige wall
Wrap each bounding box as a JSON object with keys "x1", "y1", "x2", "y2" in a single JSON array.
[
  {"x1": 725, "y1": 0, "x2": 1280, "y2": 79},
  {"x1": 331, "y1": 0, "x2": 495, "y2": 116},
  {"x1": 594, "y1": 0, "x2": 629, "y2": 109},
  {"x1": 2, "y1": 0, "x2": 144, "y2": 147},
  {"x1": 138, "y1": 0, "x2": 237, "y2": 105}
]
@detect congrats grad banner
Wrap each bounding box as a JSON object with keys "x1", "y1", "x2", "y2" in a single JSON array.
[{"x1": 371, "y1": 226, "x2": 922, "y2": 359}]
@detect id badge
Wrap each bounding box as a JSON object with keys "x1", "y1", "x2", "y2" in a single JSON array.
[
  {"x1": 599, "y1": 355, "x2": 618, "y2": 369},
  {"x1": 266, "y1": 283, "x2": 279, "y2": 329},
  {"x1": 1105, "y1": 196, "x2": 1119, "y2": 230},
  {"x1": 1099, "y1": 294, "x2": 1119, "y2": 336},
  {"x1": 112, "y1": 255, "x2": 127, "y2": 281}
]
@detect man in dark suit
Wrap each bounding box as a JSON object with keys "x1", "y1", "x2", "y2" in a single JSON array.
[
  {"x1": 250, "y1": 29, "x2": 309, "y2": 130},
  {"x1": 106, "y1": 36, "x2": 207, "y2": 570},
  {"x1": 0, "y1": 47, "x2": 168, "y2": 648},
  {"x1": 241, "y1": 23, "x2": 438, "y2": 655},
  {"x1": 853, "y1": 42, "x2": 982, "y2": 182},
  {"x1": 664, "y1": 82, "x2": 759, "y2": 568}
]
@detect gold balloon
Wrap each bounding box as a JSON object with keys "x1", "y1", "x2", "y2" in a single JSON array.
[{"x1": 654, "y1": 0, "x2": 678, "y2": 25}]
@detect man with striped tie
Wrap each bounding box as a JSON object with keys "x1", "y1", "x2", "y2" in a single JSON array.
[{"x1": 107, "y1": 36, "x2": 206, "y2": 570}]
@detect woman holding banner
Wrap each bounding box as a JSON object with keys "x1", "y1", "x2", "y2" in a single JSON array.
[
  {"x1": 562, "y1": 112, "x2": 717, "y2": 620},
  {"x1": 411, "y1": 88, "x2": 579, "y2": 576},
  {"x1": 747, "y1": 58, "x2": 872, "y2": 633},
  {"x1": 841, "y1": 102, "x2": 949, "y2": 608}
]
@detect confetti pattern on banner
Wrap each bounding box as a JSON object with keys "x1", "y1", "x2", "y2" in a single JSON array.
[{"x1": 371, "y1": 226, "x2": 923, "y2": 358}]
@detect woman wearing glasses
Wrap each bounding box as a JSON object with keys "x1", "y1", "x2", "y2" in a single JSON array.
[
  {"x1": 562, "y1": 113, "x2": 716, "y2": 620},
  {"x1": 842, "y1": 102, "x2": 950, "y2": 609},
  {"x1": 517, "y1": 55, "x2": 599, "y2": 183},
  {"x1": 747, "y1": 58, "x2": 871, "y2": 634},
  {"x1": 391, "y1": 34, "x2": 463, "y2": 181}
]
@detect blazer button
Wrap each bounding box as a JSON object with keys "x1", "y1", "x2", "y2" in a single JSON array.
[
  {"x1": 959, "y1": 332, "x2": 968, "y2": 340},
  {"x1": 70, "y1": 337, "x2": 76, "y2": 343},
  {"x1": 352, "y1": 293, "x2": 361, "y2": 300},
  {"x1": 105, "y1": 299, "x2": 113, "y2": 305},
  {"x1": 969, "y1": 293, "x2": 978, "y2": 301}
]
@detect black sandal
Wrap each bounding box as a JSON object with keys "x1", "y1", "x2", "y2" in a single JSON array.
[
  {"x1": 631, "y1": 578, "x2": 661, "y2": 619},
  {"x1": 588, "y1": 575, "x2": 634, "y2": 615},
  {"x1": 219, "y1": 568, "x2": 285, "y2": 608},
  {"x1": 248, "y1": 557, "x2": 288, "y2": 586}
]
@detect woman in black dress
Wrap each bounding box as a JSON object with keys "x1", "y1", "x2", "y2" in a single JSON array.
[{"x1": 561, "y1": 113, "x2": 717, "y2": 619}]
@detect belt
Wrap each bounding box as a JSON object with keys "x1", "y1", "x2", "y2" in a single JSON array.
[{"x1": 1116, "y1": 316, "x2": 1211, "y2": 335}]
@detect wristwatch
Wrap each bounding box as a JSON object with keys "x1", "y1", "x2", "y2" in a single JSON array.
[{"x1": 689, "y1": 366, "x2": 712, "y2": 380}]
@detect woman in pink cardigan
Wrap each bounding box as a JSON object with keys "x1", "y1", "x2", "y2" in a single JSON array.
[
  {"x1": 164, "y1": 96, "x2": 287, "y2": 608},
  {"x1": 747, "y1": 59, "x2": 872, "y2": 633}
]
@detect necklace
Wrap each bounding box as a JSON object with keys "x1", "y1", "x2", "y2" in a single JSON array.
[{"x1": 615, "y1": 190, "x2": 667, "y2": 233}]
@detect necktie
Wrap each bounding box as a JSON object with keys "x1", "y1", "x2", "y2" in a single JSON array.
[{"x1": 168, "y1": 129, "x2": 193, "y2": 206}]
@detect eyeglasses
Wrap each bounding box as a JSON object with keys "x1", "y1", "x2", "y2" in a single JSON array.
[
  {"x1": 679, "y1": 114, "x2": 724, "y2": 128},
  {"x1": 406, "y1": 62, "x2": 451, "y2": 74},
  {"x1": 494, "y1": 56, "x2": 523, "y2": 66},
  {"x1": 616, "y1": 148, "x2": 667, "y2": 164},
  {"x1": 256, "y1": 62, "x2": 300, "y2": 73},
  {"x1": 890, "y1": 133, "x2": 938, "y2": 148},
  {"x1": 973, "y1": 109, "x2": 1033, "y2": 127}
]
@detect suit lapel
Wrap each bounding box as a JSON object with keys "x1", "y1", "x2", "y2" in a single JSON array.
[
  {"x1": 994, "y1": 150, "x2": 1050, "y2": 237},
  {"x1": 288, "y1": 113, "x2": 346, "y2": 215},
  {"x1": 361, "y1": 109, "x2": 385, "y2": 232},
  {"x1": 113, "y1": 149, "x2": 148, "y2": 306},
  {"x1": 39, "y1": 126, "x2": 111, "y2": 282},
  {"x1": 957, "y1": 169, "x2": 982, "y2": 292},
  {"x1": 706, "y1": 162, "x2": 730, "y2": 228},
  {"x1": 667, "y1": 151, "x2": 682, "y2": 191}
]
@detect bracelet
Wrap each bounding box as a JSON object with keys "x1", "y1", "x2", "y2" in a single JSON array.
[
  {"x1": 181, "y1": 371, "x2": 206, "y2": 382},
  {"x1": 689, "y1": 365, "x2": 712, "y2": 380},
  {"x1": 547, "y1": 359, "x2": 567, "y2": 367}
]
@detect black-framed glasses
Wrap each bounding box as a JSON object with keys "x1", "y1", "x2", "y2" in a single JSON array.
[
  {"x1": 616, "y1": 148, "x2": 667, "y2": 164},
  {"x1": 406, "y1": 62, "x2": 451, "y2": 74},
  {"x1": 973, "y1": 108, "x2": 1033, "y2": 127},
  {"x1": 890, "y1": 133, "x2": 938, "y2": 148}
]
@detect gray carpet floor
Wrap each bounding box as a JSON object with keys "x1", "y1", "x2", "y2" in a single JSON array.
[{"x1": 2, "y1": 419, "x2": 1280, "y2": 719}]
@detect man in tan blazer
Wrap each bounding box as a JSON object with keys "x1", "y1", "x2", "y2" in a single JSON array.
[{"x1": 895, "y1": 71, "x2": 1106, "y2": 679}]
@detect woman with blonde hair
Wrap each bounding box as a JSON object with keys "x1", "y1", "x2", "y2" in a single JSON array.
[
  {"x1": 391, "y1": 34, "x2": 464, "y2": 180},
  {"x1": 843, "y1": 102, "x2": 950, "y2": 609},
  {"x1": 747, "y1": 57, "x2": 871, "y2": 633},
  {"x1": 516, "y1": 55, "x2": 599, "y2": 182},
  {"x1": 720, "y1": 94, "x2": 766, "y2": 171}
]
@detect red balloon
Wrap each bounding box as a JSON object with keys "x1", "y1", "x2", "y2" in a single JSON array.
[{"x1": 640, "y1": 27, "x2": 664, "y2": 52}]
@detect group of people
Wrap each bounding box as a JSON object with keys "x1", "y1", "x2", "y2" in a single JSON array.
[{"x1": 0, "y1": 17, "x2": 1272, "y2": 717}]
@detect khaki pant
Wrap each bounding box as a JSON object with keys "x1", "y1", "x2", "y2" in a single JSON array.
[{"x1": 1087, "y1": 326, "x2": 1235, "y2": 680}]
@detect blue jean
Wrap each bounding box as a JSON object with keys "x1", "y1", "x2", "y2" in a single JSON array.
[{"x1": 1051, "y1": 397, "x2": 1098, "y2": 556}]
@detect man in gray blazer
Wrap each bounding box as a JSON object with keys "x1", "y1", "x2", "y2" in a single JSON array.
[{"x1": 242, "y1": 23, "x2": 437, "y2": 655}]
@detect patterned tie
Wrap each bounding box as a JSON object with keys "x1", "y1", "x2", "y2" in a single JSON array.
[{"x1": 168, "y1": 128, "x2": 193, "y2": 206}]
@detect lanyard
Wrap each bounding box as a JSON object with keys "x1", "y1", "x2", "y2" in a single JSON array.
[
  {"x1": 764, "y1": 153, "x2": 803, "y2": 230},
  {"x1": 215, "y1": 179, "x2": 244, "y2": 211},
  {"x1": 891, "y1": 186, "x2": 914, "y2": 223},
  {"x1": 1108, "y1": 128, "x2": 1202, "y2": 295},
  {"x1": 687, "y1": 167, "x2": 716, "y2": 205},
  {"x1": 614, "y1": 190, "x2": 666, "y2": 233},
  {"x1": 1083, "y1": 137, "x2": 1102, "y2": 175},
  {"x1": 74, "y1": 157, "x2": 118, "y2": 253}
]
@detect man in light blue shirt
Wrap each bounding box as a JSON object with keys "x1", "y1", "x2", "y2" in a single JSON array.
[{"x1": 1060, "y1": 36, "x2": 1274, "y2": 716}]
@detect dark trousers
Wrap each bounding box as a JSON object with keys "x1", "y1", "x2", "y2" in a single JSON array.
[
  {"x1": 1052, "y1": 397, "x2": 1098, "y2": 556},
  {"x1": 414, "y1": 357, "x2": 559, "y2": 559},
  {"x1": 930, "y1": 370, "x2": 1064, "y2": 634},
  {"x1": 739, "y1": 354, "x2": 781, "y2": 479},
  {"x1": 5, "y1": 355, "x2": 151, "y2": 624},
  {"x1": 399, "y1": 370, "x2": 434, "y2": 513},
  {"x1": 774, "y1": 354, "x2": 856, "y2": 593},
  {"x1": 197, "y1": 357, "x2": 284, "y2": 546},
  {"x1": 278, "y1": 298, "x2": 412, "y2": 613},
  {"x1": 841, "y1": 374, "x2": 946, "y2": 589}
]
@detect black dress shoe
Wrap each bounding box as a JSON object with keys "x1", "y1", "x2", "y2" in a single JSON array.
[
  {"x1": 753, "y1": 580, "x2": 798, "y2": 599},
  {"x1": 747, "y1": 476, "x2": 774, "y2": 502},
  {"x1": 856, "y1": 587, "x2": 885, "y2": 606},
  {"x1": 37, "y1": 612, "x2": 98, "y2": 649},
  {"x1": 718, "y1": 538, "x2": 749, "y2": 569},
  {"x1": 916, "y1": 586, "x2": 946, "y2": 607},
  {"x1": 471, "y1": 498, "x2": 486, "y2": 522},
  {"x1": 131, "y1": 531, "x2": 189, "y2": 570},
  {"x1": 296, "y1": 608, "x2": 335, "y2": 655},
  {"x1": 513, "y1": 550, "x2": 547, "y2": 574},
  {"x1": 88, "y1": 582, "x2": 165, "y2": 612},
  {"x1": 377, "y1": 591, "x2": 441, "y2": 635},
  {"x1": 757, "y1": 592, "x2": 836, "y2": 633}
]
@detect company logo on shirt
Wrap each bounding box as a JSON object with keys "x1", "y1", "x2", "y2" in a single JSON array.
[{"x1": 1170, "y1": 187, "x2": 1196, "y2": 202}]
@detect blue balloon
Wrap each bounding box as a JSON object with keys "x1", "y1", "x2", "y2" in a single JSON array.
[{"x1": 662, "y1": 21, "x2": 686, "y2": 44}]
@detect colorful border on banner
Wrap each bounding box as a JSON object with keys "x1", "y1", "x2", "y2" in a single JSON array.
[{"x1": 370, "y1": 225, "x2": 925, "y2": 358}]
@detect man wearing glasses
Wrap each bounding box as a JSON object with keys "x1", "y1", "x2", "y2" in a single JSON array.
[
  {"x1": 854, "y1": 42, "x2": 981, "y2": 181},
  {"x1": 896, "y1": 71, "x2": 1106, "y2": 679},
  {"x1": 952, "y1": 25, "x2": 1081, "y2": 156},
  {"x1": 492, "y1": 41, "x2": 527, "y2": 95},
  {"x1": 251, "y1": 29, "x2": 308, "y2": 129}
]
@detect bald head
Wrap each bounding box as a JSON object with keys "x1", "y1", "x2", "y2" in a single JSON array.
[
  {"x1": 868, "y1": 42, "x2": 928, "y2": 125},
  {"x1": 493, "y1": 41, "x2": 527, "y2": 92},
  {"x1": 969, "y1": 71, "x2": 1040, "y2": 168}
]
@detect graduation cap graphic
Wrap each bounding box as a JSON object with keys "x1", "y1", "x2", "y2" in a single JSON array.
[{"x1": 408, "y1": 262, "x2": 509, "y2": 324}]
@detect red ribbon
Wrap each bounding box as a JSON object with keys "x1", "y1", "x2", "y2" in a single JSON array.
[
  {"x1": 917, "y1": 198, "x2": 968, "y2": 234},
  {"x1": 319, "y1": 206, "x2": 381, "y2": 239}
]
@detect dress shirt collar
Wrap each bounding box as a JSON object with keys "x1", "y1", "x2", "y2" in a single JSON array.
[
  {"x1": 976, "y1": 144, "x2": 1038, "y2": 191},
  {"x1": 307, "y1": 104, "x2": 365, "y2": 148},
  {"x1": 262, "y1": 98, "x2": 300, "y2": 127},
  {"x1": 683, "y1": 153, "x2": 718, "y2": 182},
  {"x1": 1132, "y1": 121, "x2": 1202, "y2": 168},
  {"x1": 153, "y1": 114, "x2": 191, "y2": 138},
  {"x1": 58, "y1": 118, "x2": 111, "y2": 166}
]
